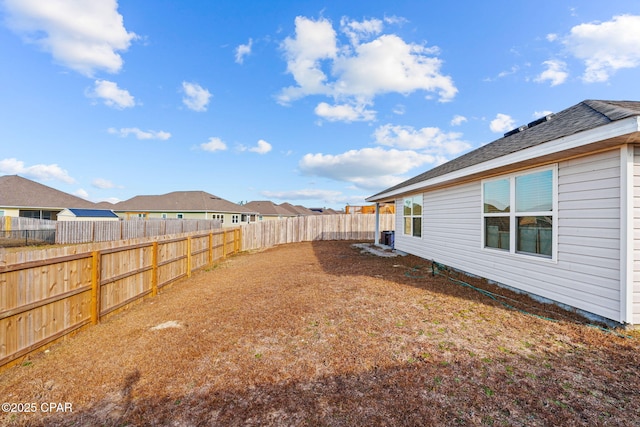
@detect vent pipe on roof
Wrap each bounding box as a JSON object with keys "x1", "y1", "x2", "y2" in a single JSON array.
[
  {"x1": 503, "y1": 113, "x2": 554, "y2": 138},
  {"x1": 526, "y1": 113, "x2": 554, "y2": 129},
  {"x1": 503, "y1": 125, "x2": 528, "y2": 138}
]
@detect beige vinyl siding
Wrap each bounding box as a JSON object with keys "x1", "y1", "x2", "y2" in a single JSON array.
[
  {"x1": 393, "y1": 149, "x2": 623, "y2": 323},
  {"x1": 633, "y1": 145, "x2": 640, "y2": 324}
]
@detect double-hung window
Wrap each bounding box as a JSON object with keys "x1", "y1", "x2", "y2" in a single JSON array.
[
  {"x1": 482, "y1": 167, "x2": 555, "y2": 259},
  {"x1": 403, "y1": 195, "x2": 422, "y2": 238}
]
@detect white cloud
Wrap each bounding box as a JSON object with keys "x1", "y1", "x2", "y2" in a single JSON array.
[
  {"x1": 108, "y1": 127, "x2": 171, "y2": 140},
  {"x1": 299, "y1": 147, "x2": 437, "y2": 190},
  {"x1": 247, "y1": 139, "x2": 272, "y2": 154},
  {"x1": 314, "y1": 102, "x2": 376, "y2": 122},
  {"x1": 490, "y1": 113, "x2": 516, "y2": 133},
  {"x1": 373, "y1": 124, "x2": 470, "y2": 155},
  {"x1": 279, "y1": 16, "x2": 337, "y2": 103},
  {"x1": 182, "y1": 81, "x2": 212, "y2": 112},
  {"x1": 200, "y1": 137, "x2": 227, "y2": 152},
  {"x1": 0, "y1": 158, "x2": 75, "y2": 183},
  {"x1": 278, "y1": 15, "x2": 457, "y2": 118},
  {"x1": 450, "y1": 115, "x2": 467, "y2": 126},
  {"x1": 91, "y1": 178, "x2": 116, "y2": 189},
  {"x1": 261, "y1": 189, "x2": 344, "y2": 201},
  {"x1": 89, "y1": 80, "x2": 135, "y2": 109},
  {"x1": 3, "y1": 0, "x2": 137, "y2": 76},
  {"x1": 533, "y1": 110, "x2": 553, "y2": 118},
  {"x1": 74, "y1": 188, "x2": 90, "y2": 199},
  {"x1": 562, "y1": 14, "x2": 640, "y2": 83},
  {"x1": 535, "y1": 60, "x2": 568, "y2": 86},
  {"x1": 340, "y1": 17, "x2": 383, "y2": 45},
  {"x1": 235, "y1": 38, "x2": 253, "y2": 64},
  {"x1": 238, "y1": 139, "x2": 272, "y2": 154}
]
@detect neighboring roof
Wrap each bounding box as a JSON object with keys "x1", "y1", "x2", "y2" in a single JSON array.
[
  {"x1": 368, "y1": 100, "x2": 640, "y2": 201},
  {"x1": 0, "y1": 175, "x2": 96, "y2": 209},
  {"x1": 244, "y1": 201, "x2": 295, "y2": 216},
  {"x1": 279, "y1": 202, "x2": 317, "y2": 216},
  {"x1": 113, "y1": 191, "x2": 257, "y2": 214},
  {"x1": 64, "y1": 208, "x2": 119, "y2": 218}
]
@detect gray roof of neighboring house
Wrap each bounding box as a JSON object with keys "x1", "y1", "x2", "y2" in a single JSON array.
[
  {"x1": 368, "y1": 100, "x2": 640, "y2": 200},
  {"x1": 244, "y1": 201, "x2": 295, "y2": 216},
  {"x1": 0, "y1": 175, "x2": 96, "y2": 209},
  {"x1": 113, "y1": 191, "x2": 257, "y2": 214},
  {"x1": 279, "y1": 203, "x2": 317, "y2": 216}
]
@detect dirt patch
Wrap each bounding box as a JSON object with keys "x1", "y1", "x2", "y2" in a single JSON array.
[{"x1": 1, "y1": 241, "x2": 639, "y2": 426}]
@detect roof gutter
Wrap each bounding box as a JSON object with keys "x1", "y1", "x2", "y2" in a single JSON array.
[{"x1": 367, "y1": 116, "x2": 640, "y2": 202}]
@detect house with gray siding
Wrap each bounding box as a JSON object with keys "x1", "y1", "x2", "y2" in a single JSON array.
[{"x1": 367, "y1": 100, "x2": 640, "y2": 327}]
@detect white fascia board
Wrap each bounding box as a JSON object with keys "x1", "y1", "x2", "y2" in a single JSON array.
[{"x1": 368, "y1": 116, "x2": 640, "y2": 202}]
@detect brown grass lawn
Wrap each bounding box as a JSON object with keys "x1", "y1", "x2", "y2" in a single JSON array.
[{"x1": 1, "y1": 241, "x2": 639, "y2": 426}]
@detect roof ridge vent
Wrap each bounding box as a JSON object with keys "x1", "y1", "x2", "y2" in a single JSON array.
[{"x1": 527, "y1": 113, "x2": 554, "y2": 129}]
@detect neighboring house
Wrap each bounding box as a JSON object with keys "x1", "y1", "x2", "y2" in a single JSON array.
[
  {"x1": 57, "y1": 208, "x2": 120, "y2": 221},
  {"x1": 0, "y1": 175, "x2": 96, "y2": 219},
  {"x1": 367, "y1": 100, "x2": 640, "y2": 327},
  {"x1": 112, "y1": 191, "x2": 257, "y2": 226},
  {"x1": 243, "y1": 201, "x2": 297, "y2": 220},
  {"x1": 279, "y1": 202, "x2": 318, "y2": 216}
]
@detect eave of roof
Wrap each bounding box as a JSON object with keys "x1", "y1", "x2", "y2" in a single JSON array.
[{"x1": 367, "y1": 100, "x2": 640, "y2": 202}]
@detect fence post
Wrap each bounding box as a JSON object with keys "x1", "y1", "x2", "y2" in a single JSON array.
[
  {"x1": 222, "y1": 230, "x2": 227, "y2": 258},
  {"x1": 152, "y1": 241, "x2": 158, "y2": 296},
  {"x1": 208, "y1": 232, "x2": 213, "y2": 264},
  {"x1": 91, "y1": 251, "x2": 101, "y2": 324},
  {"x1": 187, "y1": 236, "x2": 192, "y2": 277},
  {"x1": 4, "y1": 216, "x2": 10, "y2": 232}
]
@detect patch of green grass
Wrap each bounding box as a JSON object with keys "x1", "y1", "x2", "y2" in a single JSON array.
[{"x1": 482, "y1": 385, "x2": 494, "y2": 397}]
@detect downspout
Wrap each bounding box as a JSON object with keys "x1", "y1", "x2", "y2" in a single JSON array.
[{"x1": 374, "y1": 202, "x2": 380, "y2": 246}]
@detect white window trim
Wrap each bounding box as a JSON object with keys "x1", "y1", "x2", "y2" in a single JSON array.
[
  {"x1": 402, "y1": 194, "x2": 423, "y2": 238},
  {"x1": 481, "y1": 165, "x2": 558, "y2": 263}
]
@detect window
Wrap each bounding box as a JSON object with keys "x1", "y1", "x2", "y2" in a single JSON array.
[
  {"x1": 482, "y1": 167, "x2": 555, "y2": 258},
  {"x1": 161, "y1": 213, "x2": 167, "y2": 219},
  {"x1": 177, "y1": 213, "x2": 184, "y2": 219},
  {"x1": 403, "y1": 195, "x2": 422, "y2": 238},
  {"x1": 212, "y1": 214, "x2": 224, "y2": 223},
  {"x1": 232, "y1": 215, "x2": 239, "y2": 223}
]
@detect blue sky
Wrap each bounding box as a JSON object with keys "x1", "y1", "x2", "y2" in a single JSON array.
[{"x1": 2, "y1": 1, "x2": 640, "y2": 210}]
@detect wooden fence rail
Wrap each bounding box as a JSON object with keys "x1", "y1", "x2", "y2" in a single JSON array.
[
  {"x1": 0, "y1": 214, "x2": 394, "y2": 371},
  {"x1": 0, "y1": 228, "x2": 241, "y2": 370}
]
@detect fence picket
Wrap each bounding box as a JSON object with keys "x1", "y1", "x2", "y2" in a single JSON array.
[{"x1": 0, "y1": 214, "x2": 394, "y2": 371}]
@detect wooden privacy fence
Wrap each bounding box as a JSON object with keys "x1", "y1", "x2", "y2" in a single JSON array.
[
  {"x1": 0, "y1": 228, "x2": 240, "y2": 370},
  {"x1": 0, "y1": 217, "x2": 223, "y2": 245},
  {"x1": 241, "y1": 214, "x2": 395, "y2": 251},
  {"x1": 0, "y1": 214, "x2": 394, "y2": 370},
  {"x1": 55, "y1": 219, "x2": 222, "y2": 244}
]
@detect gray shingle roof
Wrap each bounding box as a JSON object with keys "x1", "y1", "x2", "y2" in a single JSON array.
[
  {"x1": 279, "y1": 203, "x2": 317, "y2": 216},
  {"x1": 243, "y1": 200, "x2": 295, "y2": 216},
  {"x1": 0, "y1": 175, "x2": 96, "y2": 209},
  {"x1": 369, "y1": 100, "x2": 640, "y2": 200},
  {"x1": 113, "y1": 191, "x2": 257, "y2": 214}
]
